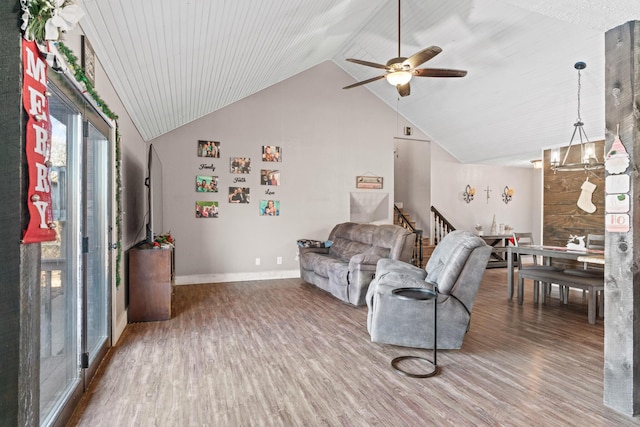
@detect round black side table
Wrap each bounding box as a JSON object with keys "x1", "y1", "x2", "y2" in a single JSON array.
[{"x1": 390, "y1": 286, "x2": 439, "y2": 378}]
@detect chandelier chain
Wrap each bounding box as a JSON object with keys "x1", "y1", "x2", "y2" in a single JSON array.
[
  {"x1": 550, "y1": 61, "x2": 604, "y2": 173},
  {"x1": 576, "y1": 68, "x2": 582, "y2": 121}
]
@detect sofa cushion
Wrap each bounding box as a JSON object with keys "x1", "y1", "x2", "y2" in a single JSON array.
[
  {"x1": 330, "y1": 222, "x2": 377, "y2": 244},
  {"x1": 302, "y1": 252, "x2": 347, "y2": 278},
  {"x1": 367, "y1": 245, "x2": 390, "y2": 258},
  {"x1": 329, "y1": 238, "x2": 371, "y2": 261},
  {"x1": 300, "y1": 251, "x2": 327, "y2": 277}
]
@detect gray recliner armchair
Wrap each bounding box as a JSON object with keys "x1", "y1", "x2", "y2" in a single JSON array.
[{"x1": 366, "y1": 230, "x2": 491, "y2": 350}]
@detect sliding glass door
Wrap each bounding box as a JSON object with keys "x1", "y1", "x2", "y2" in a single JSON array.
[
  {"x1": 40, "y1": 82, "x2": 82, "y2": 427},
  {"x1": 40, "y1": 76, "x2": 112, "y2": 426},
  {"x1": 83, "y1": 122, "x2": 110, "y2": 379}
]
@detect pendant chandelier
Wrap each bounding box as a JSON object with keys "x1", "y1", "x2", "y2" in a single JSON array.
[{"x1": 550, "y1": 62, "x2": 604, "y2": 172}]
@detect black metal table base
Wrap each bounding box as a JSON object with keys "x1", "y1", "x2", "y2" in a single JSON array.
[
  {"x1": 390, "y1": 286, "x2": 440, "y2": 378},
  {"x1": 391, "y1": 355, "x2": 439, "y2": 378}
]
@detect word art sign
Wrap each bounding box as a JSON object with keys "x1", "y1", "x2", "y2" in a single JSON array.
[
  {"x1": 22, "y1": 39, "x2": 56, "y2": 243},
  {"x1": 606, "y1": 213, "x2": 630, "y2": 233}
]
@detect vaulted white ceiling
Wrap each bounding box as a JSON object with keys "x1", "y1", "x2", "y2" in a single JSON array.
[{"x1": 78, "y1": 0, "x2": 640, "y2": 166}]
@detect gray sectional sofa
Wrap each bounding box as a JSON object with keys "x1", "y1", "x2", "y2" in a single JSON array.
[{"x1": 298, "y1": 222, "x2": 414, "y2": 306}]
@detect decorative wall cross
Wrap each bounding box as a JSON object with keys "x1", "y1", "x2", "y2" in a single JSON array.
[{"x1": 484, "y1": 186, "x2": 491, "y2": 204}]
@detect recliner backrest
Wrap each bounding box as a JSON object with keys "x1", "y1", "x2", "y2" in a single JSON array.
[{"x1": 425, "y1": 230, "x2": 489, "y2": 295}]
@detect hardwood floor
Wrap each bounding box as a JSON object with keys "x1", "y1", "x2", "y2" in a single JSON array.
[{"x1": 68, "y1": 269, "x2": 639, "y2": 426}]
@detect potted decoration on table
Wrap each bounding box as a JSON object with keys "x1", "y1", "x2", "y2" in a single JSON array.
[{"x1": 153, "y1": 233, "x2": 174, "y2": 249}]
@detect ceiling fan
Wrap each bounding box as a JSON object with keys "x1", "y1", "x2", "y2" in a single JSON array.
[{"x1": 343, "y1": 0, "x2": 467, "y2": 97}]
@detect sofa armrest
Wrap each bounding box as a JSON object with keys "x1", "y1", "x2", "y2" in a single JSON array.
[
  {"x1": 299, "y1": 246, "x2": 330, "y2": 256},
  {"x1": 375, "y1": 258, "x2": 427, "y2": 280},
  {"x1": 375, "y1": 272, "x2": 432, "y2": 295}
]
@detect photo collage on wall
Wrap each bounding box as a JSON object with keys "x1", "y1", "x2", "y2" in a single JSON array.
[
  {"x1": 260, "y1": 145, "x2": 281, "y2": 216},
  {"x1": 194, "y1": 140, "x2": 283, "y2": 217},
  {"x1": 196, "y1": 140, "x2": 221, "y2": 218}
]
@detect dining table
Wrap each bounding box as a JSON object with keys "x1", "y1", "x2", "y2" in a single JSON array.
[
  {"x1": 506, "y1": 244, "x2": 605, "y2": 300},
  {"x1": 480, "y1": 234, "x2": 513, "y2": 268}
]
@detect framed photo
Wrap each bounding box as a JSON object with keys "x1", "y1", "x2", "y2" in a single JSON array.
[
  {"x1": 260, "y1": 169, "x2": 280, "y2": 186},
  {"x1": 197, "y1": 140, "x2": 220, "y2": 158},
  {"x1": 196, "y1": 175, "x2": 218, "y2": 193},
  {"x1": 230, "y1": 157, "x2": 251, "y2": 173},
  {"x1": 260, "y1": 200, "x2": 280, "y2": 216},
  {"x1": 195, "y1": 201, "x2": 218, "y2": 218},
  {"x1": 262, "y1": 145, "x2": 281, "y2": 162},
  {"x1": 356, "y1": 176, "x2": 383, "y2": 189},
  {"x1": 81, "y1": 35, "x2": 96, "y2": 86},
  {"x1": 228, "y1": 187, "x2": 250, "y2": 203}
]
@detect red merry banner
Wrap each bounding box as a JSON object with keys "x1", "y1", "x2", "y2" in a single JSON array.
[{"x1": 22, "y1": 39, "x2": 56, "y2": 243}]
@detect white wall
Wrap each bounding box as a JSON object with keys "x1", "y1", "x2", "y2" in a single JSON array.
[
  {"x1": 394, "y1": 133, "x2": 431, "y2": 231},
  {"x1": 66, "y1": 25, "x2": 148, "y2": 342},
  {"x1": 149, "y1": 61, "x2": 399, "y2": 284},
  {"x1": 430, "y1": 143, "x2": 539, "y2": 237}
]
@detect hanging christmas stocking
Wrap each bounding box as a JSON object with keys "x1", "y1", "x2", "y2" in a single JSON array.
[{"x1": 577, "y1": 178, "x2": 597, "y2": 213}]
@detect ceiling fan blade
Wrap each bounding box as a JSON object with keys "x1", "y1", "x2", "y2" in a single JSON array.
[
  {"x1": 346, "y1": 58, "x2": 390, "y2": 70},
  {"x1": 396, "y1": 82, "x2": 410, "y2": 97},
  {"x1": 343, "y1": 74, "x2": 387, "y2": 90},
  {"x1": 414, "y1": 68, "x2": 468, "y2": 78},
  {"x1": 403, "y1": 46, "x2": 442, "y2": 69}
]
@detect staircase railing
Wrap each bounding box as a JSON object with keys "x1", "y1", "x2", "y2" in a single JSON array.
[
  {"x1": 430, "y1": 206, "x2": 456, "y2": 245},
  {"x1": 394, "y1": 204, "x2": 423, "y2": 267}
]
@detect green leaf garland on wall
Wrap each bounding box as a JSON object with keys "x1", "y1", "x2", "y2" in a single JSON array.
[{"x1": 57, "y1": 41, "x2": 123, "y2": 287}]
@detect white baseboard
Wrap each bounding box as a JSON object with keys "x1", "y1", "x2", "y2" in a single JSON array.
[
  {"x1": 112, "y1": 308, "x2": 128, "y2": 346},
  {"x1": 175, "y1": 269, "x2": 300, "y2": 285}
]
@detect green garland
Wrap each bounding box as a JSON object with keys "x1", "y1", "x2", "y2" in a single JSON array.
[
  {"x1": 56, "y1": 41, "x2": 123, "y2": 287},
  {"x1": 115, "y1": 129, "x2": 122, "y2": 288},
  {"x1": 56, "y1": 41, "x2": 118, "y2": 121}
]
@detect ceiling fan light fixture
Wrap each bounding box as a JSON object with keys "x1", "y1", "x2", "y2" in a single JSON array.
[
  {"x1": 342, "y1": 0, "x2": 466, "y2": 95},
  {"x1": 386, "y1": 71, "x2": 412, "y2": 86}
]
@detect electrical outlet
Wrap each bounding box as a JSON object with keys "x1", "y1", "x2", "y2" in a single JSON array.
[
  {"x1": 255, "y1": 258, "x2": 261, "y2": 266},
  {"x1": 277, "y1": 256, "x2": 282, "y2": 264}
]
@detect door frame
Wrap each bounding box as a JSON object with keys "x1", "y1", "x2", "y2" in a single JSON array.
[{"x1": 45, "y1": 69, "x2": 115, "y2": 427}]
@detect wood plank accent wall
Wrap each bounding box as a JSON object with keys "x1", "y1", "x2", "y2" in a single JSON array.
[{"x1": 543, "y1": 140, "x2": 605, "y2": 268}]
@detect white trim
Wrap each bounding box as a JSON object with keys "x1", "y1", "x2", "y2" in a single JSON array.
[
  {"x1": 61, "y1": 67, "x2": 116, "y2": 128},
  {"x1": 175, "y1": 270, "x2": 300, "y2": 285},
  {"x1": 112, "y1": 308, "x2": 128, "y2": 346}
]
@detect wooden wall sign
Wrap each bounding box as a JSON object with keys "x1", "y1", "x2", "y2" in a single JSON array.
[
  {"x1": 604, "y1": 131, "x2": 630, "y2": 232},
  {"x1": 356, "y1": 176, "x2": 383, "y2": 189},
  {"x1": 22, "y1": 39, "x2": 56, "y2": 243}
]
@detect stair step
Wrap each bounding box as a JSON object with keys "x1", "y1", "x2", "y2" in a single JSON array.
[
  {"x1": 395, "y1": 205, "x2": 436, "y2": 267},
  {"x1": 422, "y1": 245, "x2": 436, "y2": 256}
]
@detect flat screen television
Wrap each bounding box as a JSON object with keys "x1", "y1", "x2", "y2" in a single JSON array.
[{"x1": 145, "y1": 144, "x2": 164, "y2": 243}]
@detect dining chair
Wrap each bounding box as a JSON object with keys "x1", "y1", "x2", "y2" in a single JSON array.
[
  {"x1": 512, "y1": 232, "x2": 560, "y2": 303},
  {"x1": 563, "y1": 233, "x2": 605, "y2": 302}
]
